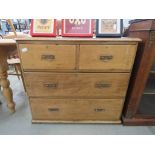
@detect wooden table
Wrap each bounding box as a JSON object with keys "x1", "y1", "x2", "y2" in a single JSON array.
[{"x1": 0, "y1": 39, "x2": 16, "y2": 112}]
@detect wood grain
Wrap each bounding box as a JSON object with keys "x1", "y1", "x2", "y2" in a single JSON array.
[
  {"x1": 30, "y1": 98, "x2": 124, "y2": 121},
  {"x1": 123, "y1": 20, "x2": 155, "y2": 125},
  {"x1": 16, "y1": 38, "x2": 140, "y2": 123},
  {"x1": 24, "y1": 72, "x2": 129, "y2": 98},
  {"x1": 32, "y1": 120, "x2": 121, "y2": 124},
  {"x1": 79, "y1": 45, "x2": 137, "y2": 71},
  {"x1": 18, "y1": 44, "x2": 76, "y2": 70},
  {"x1": 123, "y1": 21, "x2": 155, "y2": 117},
  {"x1": 16, "y1": 37, "x2": 141, "y2": 42}
]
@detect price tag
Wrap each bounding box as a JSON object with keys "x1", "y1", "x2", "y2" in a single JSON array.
[{"x1": 21, "y1": 48, "x2": 28, "y2": 53}]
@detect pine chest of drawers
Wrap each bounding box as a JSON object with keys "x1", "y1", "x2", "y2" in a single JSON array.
[{"x1": 16, "y1": 38, "x2": 140, "y2": 123}]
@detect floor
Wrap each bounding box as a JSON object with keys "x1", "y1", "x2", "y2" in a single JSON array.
[{"x1": 0, "y1": 76, "x2": 155, "y2": 135}]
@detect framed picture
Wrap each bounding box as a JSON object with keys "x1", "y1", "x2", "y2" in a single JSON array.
[
  {"x1": 62, "y1": 19, "x2": 93, "y2": 37},
  {"x1": 96, "y1": 19, "x2": 123, "y2": 37},
  {"x1": 30, "y1": 19, "x2": 56, "y2": 37}
]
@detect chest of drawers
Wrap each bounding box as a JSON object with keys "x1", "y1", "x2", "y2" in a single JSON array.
[{"x1": 16, "y1": 38, "x2": 140, "y2": 123}]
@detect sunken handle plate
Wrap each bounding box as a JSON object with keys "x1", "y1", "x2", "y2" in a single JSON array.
[
  {"x1": 94, "y1": 108, "x2": 106, "y2": 112},
  {"x1": 44, "y1": 83, "x2": 58, "y2": 88},
  {"x1": 95, "y1": 82, "x2": 111, "y2": 88},
  {"x1": 99, "y1": 55, "x2": 113, "y2": 62},
  {"x1": 41, "y1": 54, "x2": 55, "y2": 60},
  {"x1": 48, "y1": 108, "x2": 59, "y2": 112}
]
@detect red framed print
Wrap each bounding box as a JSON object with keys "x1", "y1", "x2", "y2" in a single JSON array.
[
  {"x1": 30, "y1": 19, "x2": 56, "y2": 37},
  {"x1": 62, "y1": 19, "x2": 93, "y2": 37}
]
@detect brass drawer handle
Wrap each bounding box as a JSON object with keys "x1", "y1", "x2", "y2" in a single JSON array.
[
  {"x1": 95, "y1": 82, "x2": 111, "y2": 88},
  {"x1": 99, "y1": 55, "x2": 113, "y2": 62},
  {"x1": 44, "y1": 83, "x2": 57, "y2": 88},
  {"x1": 48, "y1": 108, "x2": 59, "y2": 112},
  {"x1": 94, "y1": 108, "x2": 105, "y2": 112},
  {"x1": 41, "y1": 54, "x2": 55, "y2": 60}
]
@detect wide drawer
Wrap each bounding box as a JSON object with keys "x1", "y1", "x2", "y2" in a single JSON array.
[
  {"x1": 30, "y1": 98, "x2": 124, "y2": 121},
  {"x1": 24, "y1": 72, "x2": 129, "y2": 98},
  {"x1": 79, "y1": 45, "x2": 137, "y2": 71},
  {"x1": 18, "y1": 44, "x2": 76, "y2": 70}
]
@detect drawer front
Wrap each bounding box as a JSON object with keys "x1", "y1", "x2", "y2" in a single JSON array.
[
  {"x1": 79, "y1": 45, "x2": 137, "y2": 71},
  {"x1": 24, "y1": 72, "x2": 129, "y2": 97},
  {"x1": 18, "y1": 44, "x2": 76, "y2": 70},
  {"x1": 30, "y1": 98, "x2": 124, "y2": 121}
]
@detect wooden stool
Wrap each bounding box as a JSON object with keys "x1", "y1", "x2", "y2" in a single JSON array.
[
  {"x1": 7, "y1": 58, "x2": 21, "y2": 79},
  {"x1": 7, "y1": 58, "x2": 26, "y2": 91}
]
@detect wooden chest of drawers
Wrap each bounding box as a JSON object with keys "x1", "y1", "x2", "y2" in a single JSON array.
[{"x1": 16, "y1": 38, "x2": 140, "y2": 123}]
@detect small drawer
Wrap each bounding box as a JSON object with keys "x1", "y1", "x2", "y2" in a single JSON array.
[
  {"x1": 79, "y1": 45, "x2": 137, "y2": 71},
  {"x1": 24, "y1": 72, "x2": 129, "y2": 98},
  {"x1": 30, "y1": 98, "x2": 124, "y2": 121},
  {"x1": 18, "y1": 44, "x2": 76, "y2": 70}
]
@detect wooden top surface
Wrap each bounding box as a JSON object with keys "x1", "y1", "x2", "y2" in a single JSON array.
[
  {"x1": 16, "y1": 37, "x2": 141, "y2": 42},
  {"x1": 0, "y1": 37, "x2": 141, "y2": 48},
  {"x1": 0, "y1": 39, "x2": 16, "y2": 54},
  {"x1": 0, "y1": 39, "x2": 16, "y2": 45}
]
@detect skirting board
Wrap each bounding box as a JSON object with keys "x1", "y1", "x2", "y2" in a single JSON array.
[
  {"x1": 32, "y1": 120, "x2": 121, "y2": 124},
  {"x1": 122, "y1": 117, "x2": 155, "y2": 126}
]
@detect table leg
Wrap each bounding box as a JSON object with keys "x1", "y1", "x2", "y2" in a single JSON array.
[
  {"x1": 0, "y1": 78, "x2": 2, "y2": 104},
  {"x1": 0, "y1": 78, "x2": 1, "y2": 91},
  {"x1": 0, "y1": 49, "x2": 15, "y2": 113}
]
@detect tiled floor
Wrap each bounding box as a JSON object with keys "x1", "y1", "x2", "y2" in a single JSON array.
[{"x1": 0, "y1": 76, "x2": 155, "y2": 135}]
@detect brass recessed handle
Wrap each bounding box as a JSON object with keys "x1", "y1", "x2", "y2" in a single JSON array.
[
  {"x1": 48, "y1": 108, "x2": 59, "y2": 112},
  {"x1": 95, "y1": 82, "x2": 111, "y2": 88},
  {"x1": 94, "y1": 108, "x2": 105, "y2": 112},
  {"x1": 41, "y1": 54, "x2": 55, "y2": 60},
  {"x1": 44, "y1": 83, "x2": 58, "y2": 88},
  {"x1": 99, "y1": 55, "x2": 113, "y2": 62}
]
